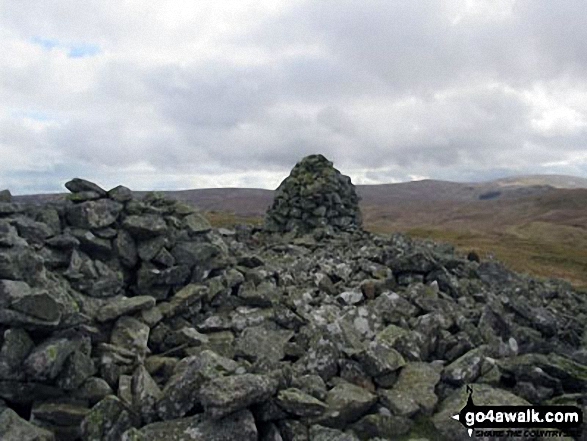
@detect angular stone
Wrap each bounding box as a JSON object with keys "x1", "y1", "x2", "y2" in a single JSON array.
[
  {"x1": 122, "y1": 215, "x2": 167, "y2": 239},
  {"x1": 24, "y1": 337, "x2": 81, "y2": 381},
  {"x1": 156, "y1": 350, "x2": 238, "y2": 420},
  {"x1": 108, "y1": 185, "x2": 133, "y2": 202},
  {"x1": 96, "y1": 296, "x2": 156, "y2": 322},
  {"x1": 183, "y1": 212, "x2": 212, "y2": 234},
  {"x1": 236, "y1": 324, "x2": 294, "y2": 363},
  {"x1": 321, "y1": 381, "x2": 377, "y2": 425},
  {"x1": 351, "y1": 414, "x2": 412, "y2": 440},
  {"x1": 442, "y1": 347, "x2": 486, "y2": 386},
  {"x1": 65, "y1": 178, "x2": 107, "y2": 196},
  {"x1": 46, "y1": 233, "x2": 80, "y2": 249},
  {"x1": 356, "y1": 340, "x2": 406, "y2": 378},
  {"x1": 132, "y1": 365, "x2": 161, "y2": 425},
  {"x1": 0, "y1": 328, "x2": 34, "y2": 379},
  {"x1": 57, "y1": 349, "x2": 97, "y2": 390},
  {"x1": 171, "y1": 241, "x2": 224, "y2": 267},
  {"x1": 72, "y1": 377, "x2": 114, "y2": 405},
  {"x1": 138, "y1": 409, "x2": 257, "y2": 441},
  {"x1": 31, "y1": 400, "x2": 90, "y2": 427},
  {"x1": 378, "y1": 362, "x2": 441, "y2": 417},
  {"x1": 497, "y1": 353, "x2": 587, "y2": 392},
  {"x1": 114, "y1": 230, "x2": 138, "y2": 268},
  {"x1": 309, "y1": 425, "x2": 360, "y2": 441},
  {"x1": 11, "y1": 217, "x2": 53, "y2": 243},
  {"x1": 81, "y1": 395, "x2": 134, "y2": 441},
  {"x1": 0, "y1": 408, "x2": 55, "y2": 441},
  {"x1": 199, "y1": 373, "x2": 278, "y2": 419},
  {"x1": 111, "y1": 317, "x2": 150, "y2": 358},
  {"x1": 11, "y1": 291, "x2": 62, "y2": 322},
  {"x1": 276, "y1": 388, "x2": 328, "y2": 418},
  {"x1": 0, "y1": 247, "x2": 45, "y2": 285},
  {"x1": 158, "y1": 283, "x2": 207, "y2": 318},
  {"x1": 66, "y1": 199, "x2": 123, "y2": 229},
  {"x1": 137, "y1": 236, "x2": 167, "y2": 262}
]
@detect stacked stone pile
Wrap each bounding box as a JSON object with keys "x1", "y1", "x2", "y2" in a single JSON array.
[
  {"x1": 0, "y1": 171, "x2": 584, "y2": 440},
  {"x1": 264, "y1": 154, "x2": 362, "y2": 233}
]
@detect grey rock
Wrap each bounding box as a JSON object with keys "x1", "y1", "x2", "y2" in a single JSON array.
[
  {"x1": 72, "y1": 377, "x2": 114, "y2": 405},
  {"x1": 31, "y1": 400, "x2": 90, "y2": 427},
  {"x1": 132, "y1": 365, "x2": 161, "y2": 425},
  {"x1": 111, "y1": 316, "x2": 150, "y2": 358},
  {"x1": 138, "y1": 409, "x2": 257, "y2": 441},
  {"x1": 378, "y1": 362, "x2": 441, "y2": 417},
  {"x1": 199, "y1": 373, "x2": 278, "y2": 419},
  {"x1": 356, "y1": 340, "x2": 406, "y2": 378},
  {"x1": 309, "y1": 425, "x2": 360, "y2": 441},
  {"x1": 67, "y1": 199, "x2": 123, "y2": 229},
  {"x1": 350, "y1": 413, "x2": 412, "y2": 440},
  {"x1": 114, "y1": 230, "x2": 138, "y2": 268},
  {"x1": 80, "y1": 395, "x2": 135, "y2": 441},
  {"x1": 24, "y1": 337, "x2": 81, "y2": 381},
  {"x1": 108, "y1": 185, "x2": 133, "y2": 202},
  {"x1": 65, "y1": 178, "x2": 107, "y2": 196},
  {"x1": 0, "y1": 408, "x2": 55, "y2": 441},
  {"x1": 122, "y1": 215, "x2": 167, "y2": 239},
  {"x1": 0, "y1": 328, "x2": 34, "y2": 379},
  {"x1": 11, "y1": 217, "x2": 53, "y2": 243},
  {"x1": 276, "y1": 388, "x2": 328, "y2": 417},
  {"x1": 442, "y1": 347, "x2": 487, "y2": 386},
  {"x1": 320, "y1": 381, "x2": 377, "y2": 426},
  {"x1": 96, "y1": 296, "x2": 156, "y2": 322},
  {"x1": 137, "y1": 236, "x2": 167, "y2": 262},
  {"x1": 156, "y1": 350, "x2": 238, "y2": 420},
  {"x1": 57, "y1": 349, "x2": 97, "y2": 390},
  {"x1": 183, "y1": 212, "x2": 212, "y2": 234},
  {"x1": 236, "y1": 324, "x2": 294, "y2": 363}
]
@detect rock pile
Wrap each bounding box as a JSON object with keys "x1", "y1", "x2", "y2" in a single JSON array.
[
  {"x1": 0, "y1": 173, "x2": 585, "y2": 440},
  {"x1": 264, "y1": 154, "x2": 362, "y2": 234}
]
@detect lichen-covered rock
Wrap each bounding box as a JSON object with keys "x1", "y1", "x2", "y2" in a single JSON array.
[
  {"x1": 80, "y1": 395, "x2": 135, "y2": 441},
  {"x1": 320, "y1": 380, "x2": 377, "y2": 426},
  {"x1": 265, "y1": 154, "x2": 362, "y2": 233},
  {"x1": 96, "y1": 296, "x2": 156, "y2": 322},
  {"x1": 199, "y1": 373, "x2": 278, "y2": 419},
  {"x1": 66, "y1": 199, "x2": 123, "y2": 230},
  {"x1": 122, "y1": 215, "x2": 167, "y2": 239},
  {"x1": 0, "y1": 408, "x2": 55, "y2": 441},
  {"x1": 24, "y1": 337, "x2": 82, "y2": 381},
  {"x1": 131, "y1": 365, "x2": 161, "y2": 425},
  {"x1": 137, "y1": 409, "x2": 257, "y2": 441},
  {"x1": 276, "y1": 388, "x2": 328, "y2": 417},
  {"x1": 350, "y1": 413, "x2": 412, "y2": 440},
  {"x1": 378, "y1": 362, "x2": 441, "y2": 417},
  {"x1": 156, "y1": 350, "x2": 238, "y2": 420}
]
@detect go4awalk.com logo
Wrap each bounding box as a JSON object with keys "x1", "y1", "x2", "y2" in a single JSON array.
[{"x1": 451, "y1": 386, "x2": 583, "y2": 438}]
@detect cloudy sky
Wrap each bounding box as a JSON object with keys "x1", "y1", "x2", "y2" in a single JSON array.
[{"x1": 2, "y1": 0, "x2": 587, "y2": 194}]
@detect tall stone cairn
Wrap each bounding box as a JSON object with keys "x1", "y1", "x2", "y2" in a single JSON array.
[{"x1": 264, "y1": 154, "x2": 362, "y2": 233}]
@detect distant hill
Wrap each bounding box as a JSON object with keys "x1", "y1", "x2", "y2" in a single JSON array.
[{"x1": 491, "y1": 174, "x2": 587, "y2": 189}]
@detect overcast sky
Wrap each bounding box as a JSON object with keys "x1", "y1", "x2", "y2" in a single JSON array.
[{"x1": 2, "y1": 0, "x2": 587, "y2": 194}]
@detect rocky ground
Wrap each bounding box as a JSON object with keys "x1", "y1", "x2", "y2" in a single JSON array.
[{"x1": 0, "y1": 174, "x2": 585, "y2": 440}]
